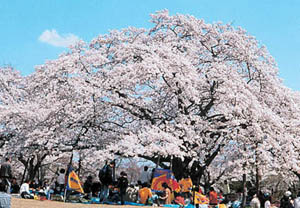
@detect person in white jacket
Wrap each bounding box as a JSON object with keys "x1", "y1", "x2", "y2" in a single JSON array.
[
  {"x1": 56, "y1": 169, "x2": 66, "y2": 193},
  {"x1": 19, "y1": 180, "x2": 34, "y2": 199},
  {"x1": 250, "y1": 194, "x2": 261, "y2": 208},
  {"x1": 264, "y1": 194, "x2": 271, "y2": 208}
]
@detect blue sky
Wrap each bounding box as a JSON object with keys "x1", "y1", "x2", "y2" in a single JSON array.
[{"x1": 1, "y1": 0, "x2": 300, "y2": 90}]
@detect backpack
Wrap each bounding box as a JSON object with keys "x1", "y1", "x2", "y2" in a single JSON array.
[{"x1": 98, "y1": 165, "x2": 108, "y2": 183}]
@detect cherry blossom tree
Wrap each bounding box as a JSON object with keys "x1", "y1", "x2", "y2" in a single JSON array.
[
  {"x1": 1, "y1": 10, "x2": 300, "y2": 188},
  {"x1": 87, "y1": 10, "x2": 299, "y2": 182}
]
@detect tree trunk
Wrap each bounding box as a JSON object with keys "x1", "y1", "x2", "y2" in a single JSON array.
[
  {"x1": 255, "y1": 141, "x2": 260, "y2": 195},
  {"x1": 78, "y1": 152, "x2": 81, "y2": 178},
  {"x1": 241, "y1": 173, "x2": 247, "y2": 208},
  {"x1": 27, "y1": 157, "x2": 36, "y2": 181},
  {"x1": 21, "y1": 158, "x2": 29, "y2": 184},
  {"x1": 256, "y1": 166, "x2": 260, "y2": 195},
  {"x1": 172, "y1": 157, "x2": 187, "y2": 180},
  {"x1": 18, "y1": 153, "x2": 48, "y2": 182}
]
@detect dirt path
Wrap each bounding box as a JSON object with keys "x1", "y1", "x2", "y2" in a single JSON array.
[{"x1": 11, "y1": 197, "x2": 147, "y2": 208}]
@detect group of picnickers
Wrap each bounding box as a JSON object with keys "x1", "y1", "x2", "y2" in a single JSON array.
[
  {"x1": 250, "y1": 190, "x2": 300, "y2": 208},
  {"x1": 77, "y1": 162, "x2": 229, "y2": 207},
  {"x1": 2, "y1": 157, "x2": 300, "y2": 208},
  {"x1": 0, "y1": 158, "x2": 257, "y2": 207}
]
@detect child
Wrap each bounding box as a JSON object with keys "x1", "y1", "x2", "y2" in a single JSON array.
[{"x1": 117, "y1": 171, "x2": 128, "y2": 205}]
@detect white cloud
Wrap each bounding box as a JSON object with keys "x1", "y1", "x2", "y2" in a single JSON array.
[{"x1": 38, "y1": 29, "x2": 80, "y2": 47}]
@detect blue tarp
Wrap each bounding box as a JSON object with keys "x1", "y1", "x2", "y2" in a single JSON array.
[
  {"x1": 163, "y1": 204, "x2": 181, "y2": 208},
  {"x1": 91, "y1": 197, "x2": 100, "y2": 204},
  {"x1": 232, "y1": 201, "x2": 241, "y2": 208},
  {"x1": 0, "y1": 192, "x2": 10, "y2": 208},
  {"x1": 124, "y1": 201, "x2": 147, "y2": 206}
]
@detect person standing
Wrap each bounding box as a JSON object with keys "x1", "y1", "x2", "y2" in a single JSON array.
[
  {"x1": 222, "y1": 180, "x2": 230, "y2": 195},
  {"x1": 222, "y1": 179, "x2": 230, "y2": 201},
  {"x1": 56, "y1": 168, "x2": 65, "y2": 194},
  {"x1": 0, "y1": 158, "x2": 12, "y2": 194},
  {"x1": 117, "y1": 171, "x2": 128, "y2": 205},
  {"x1": 99, "y1": 161, "x2": 115, "y2": 203}
]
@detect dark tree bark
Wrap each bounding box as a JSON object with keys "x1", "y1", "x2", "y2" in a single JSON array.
[
  {"x1": 241, "y1": 173, "x2": 247, "y2": 208},
  {"x1": 18, "y1": 153, "x2": 48, "y2": 182}
]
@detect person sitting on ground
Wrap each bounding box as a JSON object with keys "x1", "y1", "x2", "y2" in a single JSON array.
[
  {"x1": 19, "y1": 180, "x2": 34, "y2": 199},
  {"x1": 125, "y1": 184, "x2": 138, "y2": 202},
  {"x1": 159, "y1": 182, "x2": 172, "y2": 205},
  {"x1": 42, "y1": 180, "x2": 53, "y2": 200},
  {"x1": 139, "y1": 183, "x2": 153, "y2": 205},
  {"x1": 83, "y1": 175, "x2": 93, "y2": 199},
  {"x1": 174, "y1": 192, "x2": 185, "y2": 208},
  {"x1": 29, "y1": 179, "x2": 39, "y2": 191},
  {"x1": 108, "y1": 182, "x2": 120, "y2": 203},
  {"x1": 209, "y1": 187, "x2": 218, "y2": 206},
  {"x1": 218, "y1": 190, "x2": 225, "y2": 203},
  {"x1": 35, "y1": 185, "x2": 47, "y2": 200},
  {"x1": 91, "y1": 181, "x2": 101, "y2": 197},
  {"x1": 10, "y1": 177, "x2": 20, "y2": 194}
]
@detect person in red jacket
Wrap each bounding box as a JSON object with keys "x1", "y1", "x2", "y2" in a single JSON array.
[{"x1": 209, "y1": 187, "x2": 218, "y2": 206}]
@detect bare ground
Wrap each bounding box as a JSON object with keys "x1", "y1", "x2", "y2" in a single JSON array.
[{"x1": 11, "y1": 197, "x2": 147, "y2": 208}]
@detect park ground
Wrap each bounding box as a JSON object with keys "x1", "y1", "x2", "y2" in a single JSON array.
[{"x1": 11, "y1": 197, "x2": 147, "y2": 208}]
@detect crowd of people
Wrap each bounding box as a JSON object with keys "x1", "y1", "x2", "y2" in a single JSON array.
[
  {"x1": 0, "y1": 158, "x2": 222, "y2": 206},
  {"x1": 2, "y1": 158, "x2": 300, "y2": 208},
  {"x1": 250, "y1": 190, "x2": 300, "y2": 208}
]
